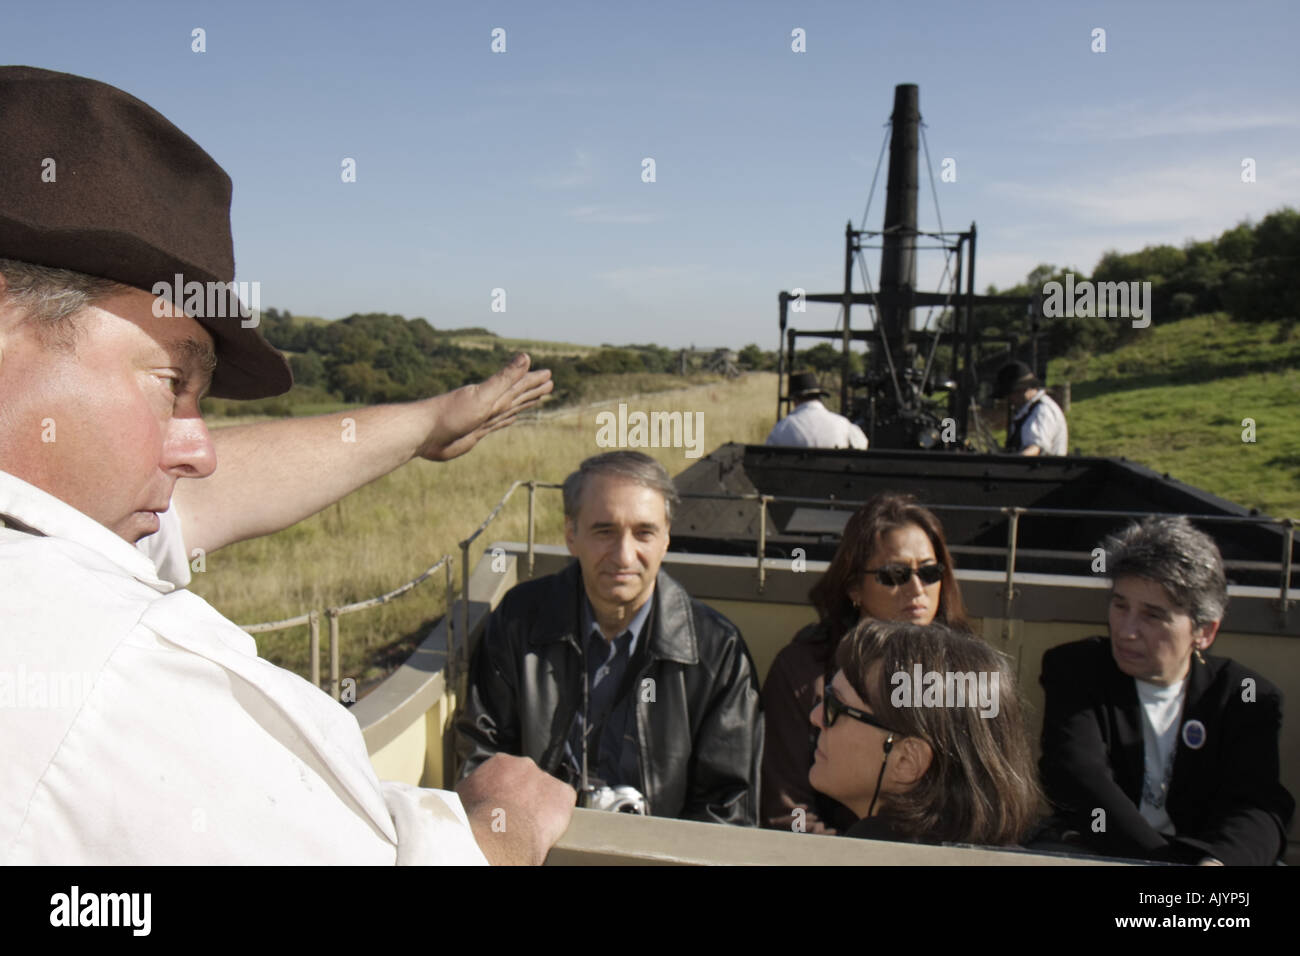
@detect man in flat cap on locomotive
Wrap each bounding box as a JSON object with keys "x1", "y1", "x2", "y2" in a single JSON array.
[{"x1": 0, "y1": 66, "x2": 576, "y2": 864}]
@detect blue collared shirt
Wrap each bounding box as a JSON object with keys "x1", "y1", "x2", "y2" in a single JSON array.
[{"x1": 563, "y1": 591, "x2": 654, "y2": 789}]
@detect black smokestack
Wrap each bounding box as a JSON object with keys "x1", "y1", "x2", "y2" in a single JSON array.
[{"x1": 879, "y1": 83, "x2": 919, "y2": 346}]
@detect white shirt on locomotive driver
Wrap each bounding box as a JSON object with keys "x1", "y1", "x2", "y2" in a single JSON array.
[
  {"x1": 1013, "y1": 391, "x2": 1068, "y2": 455},
  {"x1": 0, "y1": 469, "x2": 486, "y2": 865},
  {"x1": 765, "y1": 399, "x2": 868, "y2": 450}
]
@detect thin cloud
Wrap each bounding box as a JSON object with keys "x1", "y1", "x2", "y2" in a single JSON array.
[
  {"x1": 1039, "y1": 100, "x2": 1300, "y2": 142},
  {"x1": 987, "y1": 160, "x2": 1300, "y2": 229},
  {"x1": 597, "y1": 265, "x2": 705, "y2": 288},
  {"x1": 536, "y1": 148, "x2": 594, "y2": 189},
  {"x1": 567, "y1": 205, "x2": 662, "y2": 224}
]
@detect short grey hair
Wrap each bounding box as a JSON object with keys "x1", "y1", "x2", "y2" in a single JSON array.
[
  {"x1": 0, "y1": 258, "x2": 128, "y2": 350},
  {"x1": 1104, "y1": 515, "x2": 1228, "y2": 626},
  {"x1": 562, "y1": 451, "x2": 680, "y2": 524}
]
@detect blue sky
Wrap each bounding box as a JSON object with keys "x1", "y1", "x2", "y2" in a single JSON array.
[{"x1": 5, "y1": 0, "x2": 1297, "y2": 348}]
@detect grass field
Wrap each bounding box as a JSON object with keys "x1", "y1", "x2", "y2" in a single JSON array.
[
  {"x1": 447, "y1": 334, "x2": 600, "y2": 357},
  {"x1": 1051, "y1": 314, "x2": 1300, "y2": 517},
  {"x1": 191, "y1": 372, "x2": 779, "y2": 688}
]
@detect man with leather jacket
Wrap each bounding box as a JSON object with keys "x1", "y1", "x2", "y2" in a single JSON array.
[{"x1": 456, "y1": 451, "x2": 763, "y2": 825}]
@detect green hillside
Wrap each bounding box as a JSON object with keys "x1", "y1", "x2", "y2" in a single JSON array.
[{"x1": 1050, "y1": 314, "x2": 1299, "y2": 517}]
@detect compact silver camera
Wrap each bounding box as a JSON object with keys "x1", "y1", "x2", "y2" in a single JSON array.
[{"x1": 578, "y1": 784, "x2": 648, "y2": 814}]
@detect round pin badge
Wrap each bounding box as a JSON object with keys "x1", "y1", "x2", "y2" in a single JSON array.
[{"x1": 1182, "y1": 719, "x2": 1206, "y2": 750}]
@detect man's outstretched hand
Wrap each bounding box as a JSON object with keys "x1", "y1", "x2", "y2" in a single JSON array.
[{"x1": 415, "y1": 353, "x2": 553, "y2": 462}]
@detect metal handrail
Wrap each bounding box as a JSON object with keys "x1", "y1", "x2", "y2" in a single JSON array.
[
  {"x1": 240, "y1": 484, "x2": 1298, "y2": 696},
  {"x1": 456, "y1": 480, "x2": 533, "y2": 685},
  {"x1": 1001, "y1": 508, "x2": 1022, "y2": 643},
  {"x1": 241, "y1": 610, "x2": 322, "y2": 687},
  {"x1": 511, "y1": 484, "x2": 1297, "y2": 627},
  {"x1": 242, "y1": 555, "x2": 455, "y2": 700},
  {"x1": 1281, "y1": 519, "x2": 1295, "y2": 615},
  {"x1": 658, "y1": 490, "x2": 1300, "y2": 527},
  {"x1": 324, "y1": 553, "x2": 455, "y2": 700}
]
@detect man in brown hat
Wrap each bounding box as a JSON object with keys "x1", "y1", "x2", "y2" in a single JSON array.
[
  {"x1": 0, "y1": 66, "x2": 574, "y2": 864},
  {"x1": 765, "y1": 371, "x2": 868, "y2": 450}
]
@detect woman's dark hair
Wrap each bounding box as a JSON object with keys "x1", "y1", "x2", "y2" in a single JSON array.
[
  {"x1": 836, "y1": 620, "x2": 1042, "y2": 846},
  {"x1": 810, "y1": 492, "x2": 970, "y2": 642}
]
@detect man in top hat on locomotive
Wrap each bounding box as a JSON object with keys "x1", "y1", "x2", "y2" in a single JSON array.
[
  {"x1": 765, "y1": 370, "x2": 868, "y2": 450},
  {"x1": 0, "y1": 66, "x2": 575, "y2": 864},
  {"x1": 992, "y1": 360, "x2": 1068, "y2": 456}
]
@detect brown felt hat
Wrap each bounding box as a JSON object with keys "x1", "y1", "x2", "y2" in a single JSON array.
[
  {"x1": 784, "y1": 371, "x2": 830, "y2": 401},
  {"x1": 0, "y1": 66, "x2": 291, "y2": 399}
]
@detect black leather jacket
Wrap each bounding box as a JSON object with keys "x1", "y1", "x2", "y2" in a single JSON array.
[{"x1": 455, "y1": 561, "x2": 762, "y2": 825}]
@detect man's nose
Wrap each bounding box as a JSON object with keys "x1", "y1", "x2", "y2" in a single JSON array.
[
  {"x1": 614, "y1": 530, "x2": 638, "y2": 565},
  {"x1": 809, "y1": 700, "x2": 824, "y2": 729},
  {"x1": 164, "y1": 414, "x2": 217, "y2": 479}
]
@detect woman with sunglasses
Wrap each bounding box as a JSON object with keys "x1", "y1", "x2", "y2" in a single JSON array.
[
  {"x1": 811, "y1": 619, "x2": 1040, "y2": 847},
  {"x1": 761, "y1": 492, "x2": 972, "y2": 832}
]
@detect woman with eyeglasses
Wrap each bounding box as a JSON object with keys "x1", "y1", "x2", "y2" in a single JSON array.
[
  {"x1": 761, "y1": 492, "x2": 972, "y2": 833},
  {"x1": 811, "y1": 619, "x2": 1041, "y2": 847}
]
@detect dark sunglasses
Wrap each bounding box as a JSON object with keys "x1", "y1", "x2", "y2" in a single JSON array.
[
  {"x1": 863, "y1": 562, "x2": 945, "y2": 588},
  {"x1": 823, "y1": 684, "x2": 898, "y2": 735}
]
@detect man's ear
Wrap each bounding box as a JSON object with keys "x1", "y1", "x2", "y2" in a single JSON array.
[
  {"x1": 889, "y1": 736, "x2": 933, "y2": 789},
  {"x1": 564, "y1": 516, "x2": 577, "y2": 556}
]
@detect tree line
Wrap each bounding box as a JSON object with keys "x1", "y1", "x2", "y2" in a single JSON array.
[
  {"x1": 203, "y1": 207, "x2": 1295, "y2": 416},
  {"x1": 202, "y1": 314, "x2": 781, "y2": 416},
  {"x1": 972, "y1": 206, "x2": 1298, "y2": 359}
]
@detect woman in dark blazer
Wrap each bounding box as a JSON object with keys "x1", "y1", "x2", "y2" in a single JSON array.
[{"x1": 1039, "y1": 516, "x2": 1293, "y2": 865}]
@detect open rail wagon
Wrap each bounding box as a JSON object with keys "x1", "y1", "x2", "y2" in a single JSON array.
[
  {"x1": 345, "y1": 443, "x2": 1299, "y2": 865},
  {"x1": 346, "y1": 81, "x2": 1295, "y2": 865}
]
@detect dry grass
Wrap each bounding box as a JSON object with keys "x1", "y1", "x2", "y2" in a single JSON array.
[{"x1": 189, "y1": 373, "x2": 779, "y2": 687}]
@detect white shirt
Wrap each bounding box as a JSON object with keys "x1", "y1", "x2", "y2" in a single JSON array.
[
  {"x1": 134, "y1": 503, "x2": 192, "y2": 589},
  {"x1": 0, "y1": 470, "x2": 486, "y2": 865},
  {"x1": 765, "y1": 400, "x2": 868, "y2": 450},
  {"x1": 1135, "y1": 677, "x2": 1186, "y2": 836},
  {"x1": 1013, "y1": 391, "x2": 1068, "y2": 455}
]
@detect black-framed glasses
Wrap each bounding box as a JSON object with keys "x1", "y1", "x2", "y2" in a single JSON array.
[
  {"x1": 823, "y1": 684, "x2": 898, "y2": 735},
  {"x1": 863, "y1": 562, "x2": 945, "y2": 588},
  {"x1": 821, "y1": 680, "x2": 902, "y2": 819}
]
